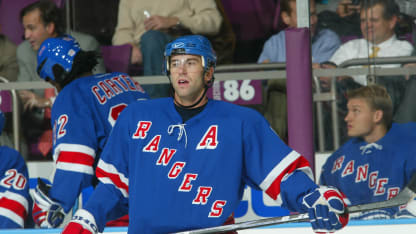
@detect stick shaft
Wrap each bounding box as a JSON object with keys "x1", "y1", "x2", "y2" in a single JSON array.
[
  {"x1": 179, "y1": 214, "x2": 309, "y2": 234},
  {"x1": 178, "y1": 173, "x2": 416, "y2": 234},
  {"x1": 347, "y1": 187, "x2": 416, "y2": 213}
]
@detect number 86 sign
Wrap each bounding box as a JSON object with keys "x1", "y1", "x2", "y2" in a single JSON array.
[{"x1": 207, "y1": 80, "x2": 263, "y2": 105}]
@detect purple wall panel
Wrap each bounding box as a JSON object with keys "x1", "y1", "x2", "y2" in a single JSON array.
[{"x1": 285, "y1": 28, "x2": 315, "y2": 173}]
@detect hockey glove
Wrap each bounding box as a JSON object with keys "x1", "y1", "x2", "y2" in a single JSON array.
[
  {"x1": 32, "y1": 178, "x2": 66, "y2": 228},
  {"x1": 62, "y1": 209, "x2": 98, "y2": 234},
  {"x1": 302, "y1": 186, "x2": 349, "y2": 233}
]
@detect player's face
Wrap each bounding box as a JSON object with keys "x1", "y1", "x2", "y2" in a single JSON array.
[
  {"x1": 360, "y1": 4, "x2": 396, "y2": 45},
  {"x1": 22, "y1": 9, "x2": 55, "y2": 51},
  {"x1": 170, "y1": 54, "x2": 212, "y2": 107},
  {"x1": 344, "y1": 98, "x2": 379, "y2": 141}
]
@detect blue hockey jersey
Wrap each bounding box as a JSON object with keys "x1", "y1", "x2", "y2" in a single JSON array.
[
  {"x1": 320, "y1": 123, "x2": 416, "y2": 219},
  {"x1": 85, "y1": 98, "x2": 318, "y2": 233},
  {"x1": 48, "y1": 72, "x2": 149, "y2": 212},
  {"x1": 0, "y1": 146, "x2": 30, "y2": 228}
]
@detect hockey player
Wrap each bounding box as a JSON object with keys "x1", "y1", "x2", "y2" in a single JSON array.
[
  {"x1": 0, "y1": 111, "x2": 31, "y2": 228},
  {"x1": 31, "y1": 36, "x2": 149, "y2": 228},
  {"x1": 320, "y1": 85, "x2": 416, "y2": 219},
  {"x1": 62, "y1": 35, "x2": 349, "y2": 233}
]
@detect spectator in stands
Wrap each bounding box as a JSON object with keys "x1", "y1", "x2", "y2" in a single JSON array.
[
  {"x1": 0, "y1": 28, "x2": 22, "y2": 149},
  {"x1": 323, "y1": 0, "x2": 414, "y2": 87},
  {"x1": 0, "y1": 110, "x2": 32, "y2": 229},
  {"x1": 258, "y1": 0, "x2": 341, "y2": 64},
  {"x1": 16, "y1": 0, "x2": 105, "y2": 159},
  {"x1": 257, "y1": 0, "x2": 341, "y2": 140},
  {"x1": 317, "y1": 0, "x2": 362, "y2": 39},
  {"x1": 0, "y1": 30, "x2": 18, "y2": 82},
  {"x1": 112, "y1": 0, "x2": 222, "y2": 98},
  {"x1": 394, "y1": 49, "x2": 416, "y2": 123},
  {"x1": 0, "y1": 28, "x2": 28, "y2": 156},
  {"x1": 336, "y1": 0, "x2": 361, "y2": 18},
  {"x1": 320, "y1": 84, "x2": 416, "y2": 220}
]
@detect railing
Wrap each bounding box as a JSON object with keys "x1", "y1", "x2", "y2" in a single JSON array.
[
  {"x1": 0, "y1": 76, "x2": 20, "y2": 152},
  {"x1": 1, "y1": 57, "x2": 416, "y2": 156}
]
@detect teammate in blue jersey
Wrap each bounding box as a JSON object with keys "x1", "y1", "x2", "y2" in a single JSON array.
[
  {"x1": 31, "y1": 36, "x2": 149, "y2": 228},
  {"x1": 62, "y1": 35, "x2": 349, "y2": 234},
  {"x1": 0, "y1": 111, "x2": 31, "y2": 228},
  {"x1": 320, "y1": 85, "x2": 416, "y2": 220}
]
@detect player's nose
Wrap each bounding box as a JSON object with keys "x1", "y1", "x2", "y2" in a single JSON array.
[{"x1": 344, "y1": 112, "x2": 352, "y2": 122}]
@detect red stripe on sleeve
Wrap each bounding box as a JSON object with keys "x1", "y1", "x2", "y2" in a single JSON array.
[
  {"x1": 96, "y1": 167, "x2": 129, "y2": 195},
  {"x1": 0, "y1": 197, "x2": 27, "y2": 219},
  {"x1": 265, "y1": 156, "x2": 311, "y2": 200},
  {"x1": 57, "y1": 151, "x2": 95, "y2": 166}
]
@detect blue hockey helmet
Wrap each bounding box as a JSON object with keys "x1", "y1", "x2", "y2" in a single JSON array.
[
  {"x1": 0, "y1": 111, "x2": 4, "y2": 135},
  {"x1": 37, "y1": 36, "x2": 81, "y2": 82},
  {"x1": 164, "y1": 35, "x2": 217, "y2": 74}
]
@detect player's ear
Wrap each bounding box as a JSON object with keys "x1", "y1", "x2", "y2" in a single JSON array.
[
  {"x1": 373, "y1": 109, "x2": 383, "y2": 124},
  {"x1": 204, "y1": 67, "x2": 214, "y2": 84}
]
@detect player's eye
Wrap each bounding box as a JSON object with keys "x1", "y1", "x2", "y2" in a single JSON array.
[
  {"x1": 186, "y1": 60, "x2": 197, "y2": 66},
  {"x1": 171, "y1": 61, "x2": 180, "y2": 68}
]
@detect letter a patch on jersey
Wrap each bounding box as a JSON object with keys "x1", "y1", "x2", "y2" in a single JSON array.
[{"x1": 196, "y1": 125, "x2": 218, "y2": 150}]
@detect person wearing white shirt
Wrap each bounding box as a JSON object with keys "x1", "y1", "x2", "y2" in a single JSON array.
[
  {"x1": 330, "y1": 35, "x2": 413, "y2": 85},
  {"x1": 324, "y1": 0, "x2": 413, "y2": 86}
]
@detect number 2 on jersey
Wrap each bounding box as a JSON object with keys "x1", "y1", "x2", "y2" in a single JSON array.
[
  {"x1": 56, "y1": 114, "x2": 68, "y2": 139},
  {"x1": 108, "y1": 103, "x2": 128, "y2": 127}
]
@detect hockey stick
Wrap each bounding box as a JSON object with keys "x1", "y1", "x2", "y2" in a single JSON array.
[{"x1": 176, "y1": 173, "x2": 416, "y2": 234}]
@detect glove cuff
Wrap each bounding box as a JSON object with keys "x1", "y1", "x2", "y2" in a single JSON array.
[{"x1": 71, "y1": 209, "x2": 98, "y2": 234}]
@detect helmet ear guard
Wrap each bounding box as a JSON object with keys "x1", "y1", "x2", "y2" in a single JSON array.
[
  {"x1": 37, "y1": 56, "x2": 68, "y2": 84},
  {"x1": 37, "y1": 36, "x2": 80, "y2": 84}
]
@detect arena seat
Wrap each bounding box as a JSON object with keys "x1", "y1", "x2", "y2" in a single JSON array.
[
  {"x1": 100, "y1": 44, "x2": 132, "y2": 74},
  {"x1": 220, "y1": 0, "x2": 279, "y2": 42}
]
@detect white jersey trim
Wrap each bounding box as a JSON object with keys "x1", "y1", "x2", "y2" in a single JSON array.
[
  {"x1": 56, "y1": 162, "x2": 94, "y2": 175},
  {"x1": 0, "y1": 207, "x2": 24, "y2": 227},
  {"x1": 0, "y1": 190, "x2": 29, "y2": 212},
  {"x1": 272, "y1": 166, "x2": 314, "y2": 207},
  {"x1": 274, "y1": 194, "x2": 283, "y2": 206},
  {"x1": 97, "y1": 160, "x2": 129, "y2": 198},
  {"x1": 259, "y1": 151, "x2": 301, "y2": 191},
  {"x1": 296, "y1": 166, "x2": 314, "y2": 181},
  {"x1": 0, "y1": 191, "x2": 29, "y2": 212},
  {"x1": 53, "y1": 143, "x2": 96, "y2": 162}
]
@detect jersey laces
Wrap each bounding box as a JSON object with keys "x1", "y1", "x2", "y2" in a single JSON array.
[
  {"x1": 167, "y1": 123, "x2": 188, "y2": 148},
  {"x1": 359, "y1": 142, "x2": 383, "y2": 155}
]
